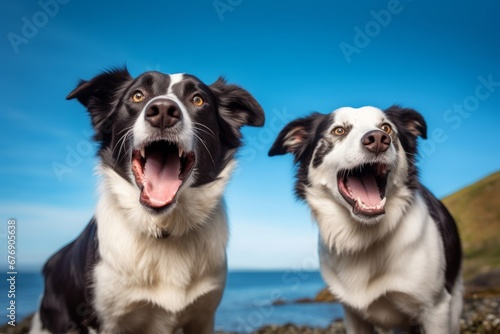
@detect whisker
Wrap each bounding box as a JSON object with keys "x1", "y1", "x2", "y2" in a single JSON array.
[
  {"x1": 192, "y1": 124, "x2": 216, "y2": 139},
  {"x1": 192, "y1": 122, "x2": 215, "y2": 137},
  {"x1": 193, "y1": 127, "x2": 216, "y2": 139},
  {"x1": 193, "y1": 133, "x2": 215, "y2": 165},
  {"x1": 110, "y1": 125, "x2": 135, "y2": 168},
  {"x1": 115, "y1": 128, "x2": 134, "y2": 158},
  {"x1": 116, "y1": 125, "x2": 134, "y2": 137}
]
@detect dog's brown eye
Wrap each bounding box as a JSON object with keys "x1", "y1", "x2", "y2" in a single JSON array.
[
  {"x1": 132, "y1": 91, "x2": 145, "y2": 103},
  {"x1": 192, "y1": 95, "x2": 204, "y2": 106},
  {"x1": 333, "y1": 127, "x2": 346, "y2": 136},
  {"x1": 381, "y1": 123, "x2": 392, "y2": 134}
]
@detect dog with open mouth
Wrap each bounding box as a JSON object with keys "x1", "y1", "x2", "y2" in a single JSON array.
[
  {"x1": 269, "y1": 106, "x2": 462, "y2": 333},
  {"x1": 30, "y1": 68, "x2": 264, "y2": 334}
]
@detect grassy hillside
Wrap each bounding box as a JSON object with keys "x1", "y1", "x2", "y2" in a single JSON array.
[{"x1": 442, "y1": 171, "x2": 500, "y2": 280}]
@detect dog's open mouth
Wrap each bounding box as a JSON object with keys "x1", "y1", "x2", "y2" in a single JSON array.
[
  {"x1": 337, "y1": 163, "x2": 389, "y2": 217},
  {"x1": 132, "y1": 141, "x2": 195, "y2": 210}
]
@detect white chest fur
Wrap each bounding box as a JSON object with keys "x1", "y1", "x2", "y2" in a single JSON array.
[
  {"x1": 92, "y1": 167, "x2": 230, "y2": 327},
  {"x1": 319, "y1": 194, "x2": 445, "y2": 325}
]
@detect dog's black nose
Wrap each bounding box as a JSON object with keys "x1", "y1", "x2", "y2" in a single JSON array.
[
  {"x1": 361, "y1": 130, "x2": 391, "y2": 155},
  {"x1": 145, "y1": 99, "x2": 181, "y2": 129}
]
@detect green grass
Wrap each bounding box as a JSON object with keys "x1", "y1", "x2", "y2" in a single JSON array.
[{"x1": 442, "y1": 171, "x2": 500, "y2": 280}]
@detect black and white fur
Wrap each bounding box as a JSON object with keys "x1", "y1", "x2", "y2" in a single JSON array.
[
  {"x1": 30, "y1": 68, "x2": 264, "y2": 334},
  {"x1": 269, "y1": 106, "x2": 462, "y2": 333}
]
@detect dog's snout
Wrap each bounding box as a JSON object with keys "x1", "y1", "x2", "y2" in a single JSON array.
[
  {"x1": 361, "y1": 130, "x2": 391, "y2": 155},
  {"x1": 145, "y1": 99, "x2": 181, "y2": 129}
]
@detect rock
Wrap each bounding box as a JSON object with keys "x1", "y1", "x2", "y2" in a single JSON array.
[
  {"x1": 0, "y1": 314, "x2": 32, "y2": 334},
  {"x1": 271, "y1": 297, "x2": 315, "y2": 306},
  {"x1": 294, "y1": 298, "x2": 315, "y2": 304},
  {"x1": 244, "y1": 296, "x2": 500, "y2": 333},
  {"x1": 313, "y1": 287, "x2": 337, "y2": 303},
  {"x1": 272, "y1": 298, "x2": 287, "y2": 306},
  {"x1": 5, "y1": 281, "x2": 500, "y2": 334},
  {"x1": 465, "y1": 269, "x2": 500, "y2": 298},
  {"x1": 459, "y1": 296, "x2": 500, "y2": 333},
  {"x1": 271, "y1": 287, "x2": 337, "y2": 306}
]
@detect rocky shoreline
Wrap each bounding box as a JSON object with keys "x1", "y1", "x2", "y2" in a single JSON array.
[
  {"x1": 2, "y1": 297, "x2": 499, "y2": 334},
  {"x1": 223, "y1": 296, "x2": 500, "y2": 334},
  {"x1": 2, "y1": 271, "x2": 499, "y2": 334}
]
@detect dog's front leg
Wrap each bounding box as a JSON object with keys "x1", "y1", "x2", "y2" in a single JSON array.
[
  {"x1": 181, "y1": 288, "x2": 222, "y2": 334},
  {"x1": 182, "y1": 313, "x2": 216, "y2": 334},
  {"x1": 343, "y1": 305, "x2": 375, "y2": 334},
  {"x1": 421, "y1": 292, "x2": 454, "y2": 334}
]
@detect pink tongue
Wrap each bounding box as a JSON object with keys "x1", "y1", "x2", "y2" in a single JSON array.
[
  {"x1": 348, "y1": 174, "x2": 382, "y2": 206},
  {"x1": 142, "y1": 151, "x2": 182, "y2": 208}
]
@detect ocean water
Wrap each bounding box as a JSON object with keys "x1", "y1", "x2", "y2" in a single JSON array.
[
  {"x1": 0, "y1": 271, "x2": 343, "y2": 332},
  {"x1": 217, "y1": 270, "x2": 343, "y2": 332}
]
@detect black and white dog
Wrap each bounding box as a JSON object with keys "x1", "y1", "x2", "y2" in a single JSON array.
[
  {"x1": 30, "y1": 68, "x2": 264, "y2": 334},
  {"x1": 269, "y1": 106, "x2": 462, "y2": 333}
]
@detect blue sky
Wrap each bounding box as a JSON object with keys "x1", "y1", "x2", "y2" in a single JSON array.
[{"x1": 1, "y1": 0, "x2": 499, "y2": 270}]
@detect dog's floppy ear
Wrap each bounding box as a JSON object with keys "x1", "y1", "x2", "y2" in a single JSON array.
[
  {"x1": 66, "y1": 67, "x2": 133, "y2": 142},
  {"x1": 385, "y1": 105, "x2": 427, "y2": 139},
  {"x1": 384, "y1": 105, "x2": 427, "y2": 155},
  {"x1": 210, "y1": 78, "x2": 265, "y2": 147},
  {"x1": 269, "y1": 112, "x2": 325, "y2": 162}
]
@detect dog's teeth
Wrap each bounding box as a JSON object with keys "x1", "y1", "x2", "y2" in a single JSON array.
[
  {"x1": 140, "y1": 147, "x2": 145, "y2": 158},
  {"x1": 178, "y1": 147, "x2": 184, "y2": 158},
  {"x1": 375, "y1": 198, "x2": 387, "y2": 209},
  {"x1": 356, "y1": 197, "x2": 387, "y2": 211}
]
